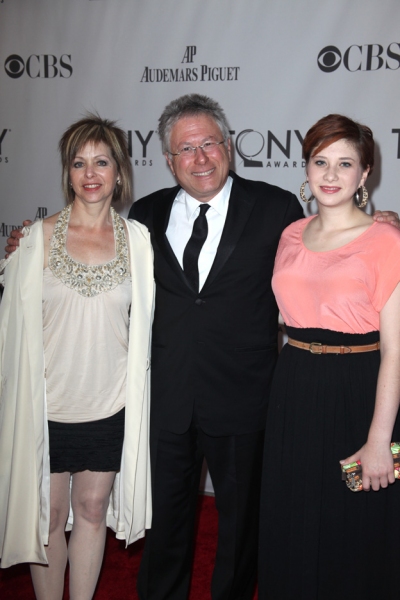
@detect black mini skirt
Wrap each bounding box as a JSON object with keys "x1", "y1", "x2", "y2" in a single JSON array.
[{"x1": 48, "y1": 408, "x2": 125, "y2": 473}]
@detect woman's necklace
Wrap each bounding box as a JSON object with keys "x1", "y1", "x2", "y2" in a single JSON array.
[{"x1": 48, "y1": 203, "x2": 129, "y2": 297}]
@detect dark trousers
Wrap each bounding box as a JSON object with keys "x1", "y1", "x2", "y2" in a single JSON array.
[{"x1": 137, "y1": 419, "x2": 265, "y2": 600}]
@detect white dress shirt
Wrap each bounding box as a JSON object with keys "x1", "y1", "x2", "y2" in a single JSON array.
[{"x1": 166, "y1": 176, "x2": 233, "y2": 290}]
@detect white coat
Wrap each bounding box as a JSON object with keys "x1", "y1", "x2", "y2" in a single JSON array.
[{"x1": 0, "y1": 217, "x2": 154, "y2": 568}]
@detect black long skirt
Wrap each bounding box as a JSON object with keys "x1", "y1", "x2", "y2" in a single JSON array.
[{"x1": 259, "y1": 327, "x2": 400, "y2": 600}]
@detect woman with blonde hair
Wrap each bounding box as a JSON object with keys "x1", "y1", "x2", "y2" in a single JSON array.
[{"x1": 0, "y1": 114, "x2": 154, "y2": 599}]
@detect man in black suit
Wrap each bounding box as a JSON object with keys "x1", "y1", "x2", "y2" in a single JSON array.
[{"x1": 129, "y1": 94, "x2": 304, "y2": 600}]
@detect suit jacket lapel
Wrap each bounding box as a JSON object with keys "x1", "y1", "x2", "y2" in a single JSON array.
[
  {"x1": 153, "y1": 186, "x2": 195, "y2": 291},
  {"x1": 152, "y1": 173, "x2": 257, "y2": 293},
  {"x1": 202, "y1": 173, "x2": 256, "y2": 291}
]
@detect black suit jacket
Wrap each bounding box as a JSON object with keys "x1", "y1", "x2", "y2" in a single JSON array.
[{"x1": 129, "y1": 171, "x2": 304, "y2": 436}]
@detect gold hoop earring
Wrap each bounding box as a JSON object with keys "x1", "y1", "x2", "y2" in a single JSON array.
[
  {"x1": 300, "y1": 181, "x2": 314, "y2": 204},
  {"x1": 354, "y1": 185, "x2": 368, "y2": 208}
]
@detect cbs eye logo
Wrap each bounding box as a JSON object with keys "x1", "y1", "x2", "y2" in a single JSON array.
[
  {"x1": 317, "y1": 46, "x2": 341, "y2": 73},
  {"x1": 317, "y1": 43, "x2": 400, "y2": 72},
  {"x1": 4, "y1": 54, "x2": 24, "y2": 78},
  {"x1": 4, "y1": 54, "x2": 73, "y2": 78}
]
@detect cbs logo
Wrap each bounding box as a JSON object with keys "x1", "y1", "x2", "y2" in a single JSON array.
[
  {"x1": 318, "y1": 43, "x2": 400, "y2": 72},
  {"x1": 5, "y1": 54, "x2": 72, "y2": 78}
]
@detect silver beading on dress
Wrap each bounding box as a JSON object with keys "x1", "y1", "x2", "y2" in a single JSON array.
[{"x1": 48, "y1": 203, "x2": 129, "y2": 297}]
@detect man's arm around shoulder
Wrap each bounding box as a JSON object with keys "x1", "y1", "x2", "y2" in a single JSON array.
[{"x1": 5, "y1": 220, "x2": 33, "y2": 257}]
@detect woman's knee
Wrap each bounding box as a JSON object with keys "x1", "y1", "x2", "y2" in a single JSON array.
[
  {"x1": 49, "y1": 472, "x2": 71, "y2": 534},
  {"x1": 49, "y1": 504, "x2": 69, "y2": 535},
  {"x1": 72, "y1": 492, "x2": 109, "y2": 526}
]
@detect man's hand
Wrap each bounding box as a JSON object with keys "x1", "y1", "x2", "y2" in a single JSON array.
[
  {"x1": 373, "y1": 210, "x2": 400, "y2": 228},
  {"x1": 5, "y1": 220, "x2": 32, "y2": 257}
]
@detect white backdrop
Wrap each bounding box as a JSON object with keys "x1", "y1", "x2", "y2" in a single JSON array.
[{"x1": 1, "y1": 0, "x2": 399, "y2": 491}]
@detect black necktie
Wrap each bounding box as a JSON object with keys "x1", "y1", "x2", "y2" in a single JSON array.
[{"x1": 183, "y1": 203, "x2": 210, "y2": 291}]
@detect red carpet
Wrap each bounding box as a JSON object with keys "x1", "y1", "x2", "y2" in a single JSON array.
[{"x1": 1, "y1": 494, "x2": 249, "y2": 599}]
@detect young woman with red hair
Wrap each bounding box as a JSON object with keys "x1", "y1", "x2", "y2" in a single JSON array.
[{"x1": 259, "y1": 114, "x2": 400, "y2": 599}]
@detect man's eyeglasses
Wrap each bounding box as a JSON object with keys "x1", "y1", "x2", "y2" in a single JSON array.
[{"x1": 169, "y1": 140, "x2": 225, "y2": 157}]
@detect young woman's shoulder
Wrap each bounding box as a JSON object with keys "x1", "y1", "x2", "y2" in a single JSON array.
[
  {"x1": 281, "y1": 215, "x2": 312, "y2": 239},
  {"x1": 370, "y1": 221, "x2": 400, "y2": 245}
]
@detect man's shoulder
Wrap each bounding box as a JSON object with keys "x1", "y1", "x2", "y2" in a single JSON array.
[
  {"x1": 230, "y1": 171, "x2": 304, "y2": 232},
  {"x1": 231, "y1": 171, "x2": 296, "y2": 201},
  {"x1": 128, "y1": 184, "x2": 180, "y2": 221},
  {"x1": 137, "y1": 184, "x2": 180, "y2": 207},
  {"x1": 231, "y1": 171, "x2": 303, "y2": 220}
]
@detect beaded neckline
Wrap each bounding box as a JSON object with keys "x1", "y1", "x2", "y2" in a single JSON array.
[{"x1": 48, "y1": 203, "x2": 129, "y2": 297}]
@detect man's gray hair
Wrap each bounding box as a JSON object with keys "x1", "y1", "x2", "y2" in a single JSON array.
[{"x1": 158, "y1": 93, "x2": 231, "y2": 154}]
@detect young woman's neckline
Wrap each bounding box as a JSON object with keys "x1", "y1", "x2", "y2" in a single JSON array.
[{"x1": 300, "y1": 214, "x2": 377, "y2": 254}]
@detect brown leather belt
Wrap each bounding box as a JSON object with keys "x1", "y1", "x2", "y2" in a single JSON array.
[{"x1": 287, "y1": 337, "x2": 380, "y2": 355}]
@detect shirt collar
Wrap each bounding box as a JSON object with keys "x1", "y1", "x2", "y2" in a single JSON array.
[{"x1": 176, "y1": 176, "x2": 233, "y2": 221}]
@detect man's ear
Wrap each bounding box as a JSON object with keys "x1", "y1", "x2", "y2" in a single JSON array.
[
  {"x1": 227, "y1": 138, "x2": 232, "y2": 163},
  {"x1": 165, "y1": 153, "x2": 175, "y2": 177}
]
